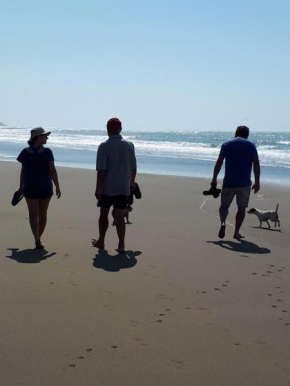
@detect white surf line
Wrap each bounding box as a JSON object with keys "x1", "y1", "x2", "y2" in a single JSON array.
[
  {"x1": 249, "y1": 193, "x2": 270, "y2": 203},
  {"x1": 199, "y1": 193, "x2": 276, "y2": 241},
  {"x1": 199, "y1": 197, "x2": 215, "y2": 216},
  {"x1": 199, "y1": 192, "x2": 270, "y2": 228},
  {"x1": 199, "y1": 197, "x2": 234, "y2": 227}
]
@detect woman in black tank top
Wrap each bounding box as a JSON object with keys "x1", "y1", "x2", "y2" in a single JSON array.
[{"x1": 17, "y1": 127, "x2": 61, "y2": 249}]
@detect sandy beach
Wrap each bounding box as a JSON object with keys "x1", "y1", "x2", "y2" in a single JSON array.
[{"x1": 1, "y1": 160, "x2": 290, "y2": 386}]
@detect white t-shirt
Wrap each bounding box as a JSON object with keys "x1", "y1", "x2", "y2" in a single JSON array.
[{"x1": 96, "y1": 135, "x2": 137, "y2": 196}]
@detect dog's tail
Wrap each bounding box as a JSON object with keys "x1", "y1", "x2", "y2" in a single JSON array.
[{"x1": 275, "y1": 202, "x2": 279, "y2": 213}]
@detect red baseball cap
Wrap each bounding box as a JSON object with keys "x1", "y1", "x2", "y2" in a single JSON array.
[{"x1": 107, "y1": 118, "x2": 122, "y2": 130}]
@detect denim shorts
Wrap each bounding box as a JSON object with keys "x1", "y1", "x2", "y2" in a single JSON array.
[{"x1": 24, "y1": 187, "x2": 53, "y2": 199}]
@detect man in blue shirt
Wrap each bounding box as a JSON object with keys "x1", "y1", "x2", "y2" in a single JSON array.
[{"x1": 211, "y1": 126, "x2": 260, "y2": 240}]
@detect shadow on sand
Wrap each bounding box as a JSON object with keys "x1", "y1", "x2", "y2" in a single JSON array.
[
  {"x1": 249, "y1": 226, "x2": 282, "y2": 233},
  {"x1": 207, "y1": 239, "x2": 271, "y2": 254},
  {"x1": 93, "y1": 249, "x2": 142, "y2": 272},
  {"x1": 6, "y1": 248, "x2": 56, "y2": 264}
]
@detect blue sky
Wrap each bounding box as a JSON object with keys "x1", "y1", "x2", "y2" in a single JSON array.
[{"x1": 1, "y1": 0, "x2": 290, "y2": 131}]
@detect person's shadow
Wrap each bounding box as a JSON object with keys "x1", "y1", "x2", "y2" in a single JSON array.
[
  {"x1": 250, "y1": 226, "x2": 282, "y2": 233},
  {"x1": 207, "y1": 239, "x2": 271, "y2": 254},
  {"x1": 93, "y1": 249, "x2": 142, "y2": 272},
  {"x1": 6, "y1": 248, "x2": 57, "y2": 264}
]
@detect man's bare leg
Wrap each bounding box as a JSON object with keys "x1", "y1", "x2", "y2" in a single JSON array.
[
  {"x1": 233, "y1": 208, "x2": 246, "y2": 239},
  {"x1": 114, "y1": 209, "x2": 126, "y2": 253},
  {"x1": 218, "y1": 205, "x2": 228, "y2": 238},
  {"x1": 92, "y1": 207, "x2": 109, "y2": 248}
]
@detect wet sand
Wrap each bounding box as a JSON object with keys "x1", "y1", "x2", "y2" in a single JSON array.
[{"x1": 1, "y1": 161, "x2": 290, "y2": 386}]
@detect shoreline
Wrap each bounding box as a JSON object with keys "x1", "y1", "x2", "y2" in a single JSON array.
[{"x1": 1, "y1": 158, "x2": 290, "y2": 188}]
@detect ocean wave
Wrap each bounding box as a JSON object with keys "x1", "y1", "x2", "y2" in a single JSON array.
[
  {"x1": 277, "y1": 141, "x2": 290, "y2": 145},
  {"x1": 1, "y1": 128, "x2": 290, "y2": 169},
  {"x1": 0, "y1": 154, "x2": 16, "y2": 158}
]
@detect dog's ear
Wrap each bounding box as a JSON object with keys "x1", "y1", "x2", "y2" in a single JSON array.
[{"x1": 248, "y1": 208, "x2": 255, "y2": 213}]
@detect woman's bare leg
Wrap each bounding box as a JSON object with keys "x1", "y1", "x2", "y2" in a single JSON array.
[
  {"x1": 25, "y1": 198, "x2": 40, "y2": 242},
  {"x1": 39, "y1": 198, "x2": 51, "y2": 238}
]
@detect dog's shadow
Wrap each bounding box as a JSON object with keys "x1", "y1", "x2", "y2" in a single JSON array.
[
  {"x1": 93, "y1": 249, "x2": 142, "y2": 272},
  {"x1": 250, "y1": 226, "x2": 282, "y2": 233},
  {"x1": 207, "y1": 240, "x2": 271, "y2": 254},
  {"x1": 6, "y1": 248, "x2": 57, "y2": 263}
]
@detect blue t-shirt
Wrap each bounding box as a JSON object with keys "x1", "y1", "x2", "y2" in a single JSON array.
[
  {"x1": 17, "y1": 148, "x2": 54, "y2": 189},
  {"x1": 220, "y1": 138, "x2": 258, "y2": 188}
]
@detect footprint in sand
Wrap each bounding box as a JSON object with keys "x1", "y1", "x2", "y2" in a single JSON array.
[
  {"x1": 104, "y1": 290, "x2": 113, "y2": 297},
  {"x1": 155, "y1": 294, "x2": 174, "y2": 301},
  {"x1": 130, "y1": 319, "x2": 139, "y2": 327},
  {"x1": 67, "y1": 280, "x2": 77, "y2": 287},
  {"x1": 171, "y1": 359, "x2": 183, "y2": 365}
]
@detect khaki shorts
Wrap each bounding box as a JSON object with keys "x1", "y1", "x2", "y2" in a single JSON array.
[{"x1": 221, "y1": 186, "x2": 251, "y2": 209}]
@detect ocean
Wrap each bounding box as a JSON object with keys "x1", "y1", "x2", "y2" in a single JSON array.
[{"x1": 1, "y1": 127, "x2": 290, "y2": 186}]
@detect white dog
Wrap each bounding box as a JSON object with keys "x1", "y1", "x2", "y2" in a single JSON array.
[{"x1": 247, "y1": 203, "x2": 280, "y2": 228}]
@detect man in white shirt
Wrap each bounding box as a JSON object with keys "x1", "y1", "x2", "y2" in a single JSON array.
[{"x1": 93, "y1": 118, "x2": 137, "y2": 253}]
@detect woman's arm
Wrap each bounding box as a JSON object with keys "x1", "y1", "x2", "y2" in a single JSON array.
[
  {"x1": 18, "y1": 165, "x2": 25, "y2": 194},
  {"x1": 49, "y1": 161, "x2": 61, "y2": 198}
]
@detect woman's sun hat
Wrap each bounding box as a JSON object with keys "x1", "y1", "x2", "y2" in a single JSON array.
[{"x1": 29, "y1": 127, "x2": 51, "y2": 141}]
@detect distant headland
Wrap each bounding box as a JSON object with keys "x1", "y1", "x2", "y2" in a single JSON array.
[{"x1": 0, "y1": 122, "x2": 6, "y2": 127}]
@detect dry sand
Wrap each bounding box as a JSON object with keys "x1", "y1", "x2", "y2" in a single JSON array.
[{"x1": 1, "y1": 161, "x2": 290, "y2": 386}]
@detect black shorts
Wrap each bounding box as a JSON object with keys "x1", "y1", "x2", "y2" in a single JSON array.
[
  {"x1": 97, "y1": 195, "x2": 128, "y2": 210},
  {"x1": 24, "y1": 187, "x2": 53, "y2": 199}
]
